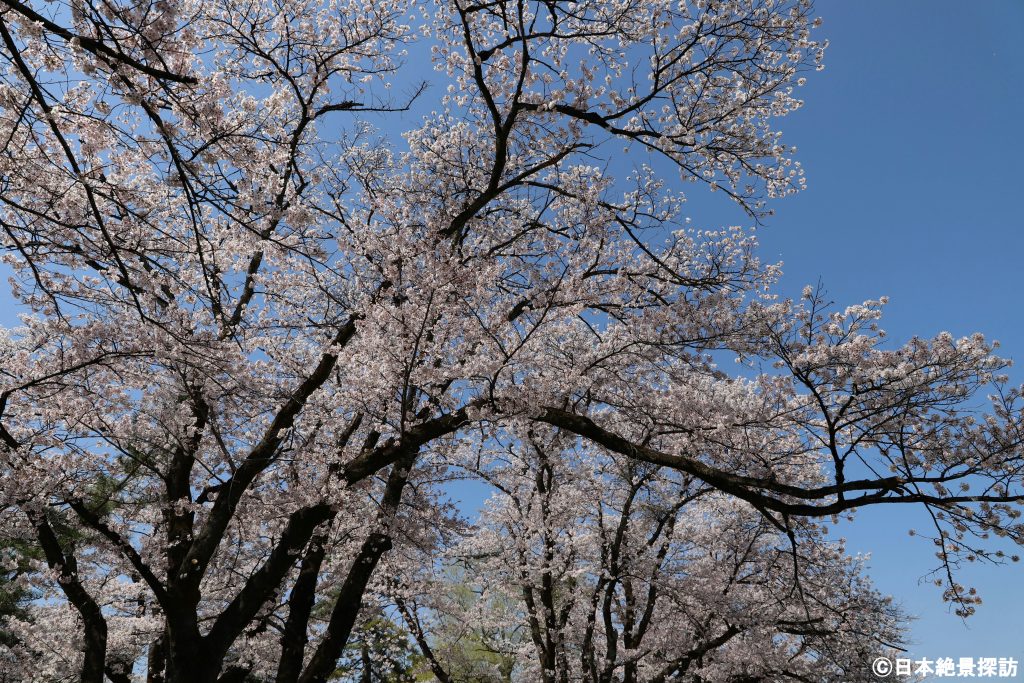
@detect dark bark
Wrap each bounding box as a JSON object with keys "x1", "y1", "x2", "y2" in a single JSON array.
[
  {"x1": 146, "y1": 633, "x2": 167, "y2": 683},
  {"x1": 3, "y1": 341, "x2": 464, "y2": 683},
  {"x1": 205, "y1": 504, "x2": 334, "y2": 664},
  {"x1": 183, "y1": 321, "x2": 357, "y2": 590},
  {"x1": 339, "y1": 407, "x2": 470, "y2": 485},
  {"x1": 275, "y1": 527, "x2": 331, "y2": 683},
  {"x1": 105, "y1": 663, "x2": 133, "y2": 683},
  {"x1": 394, "y1": 595, "x2": 452, "y2": 683},
  {"x1": 0, "y1": 0, "x2": 198, "y2": 83},
  {"x1": 536, "y1": 407, "x2": 923, "y2": 516},
  {"x1": 216, "y1": 665, "x2": 252, "y2": 683},
  {"x1": 164, "y1": 618, "x2": 212, "y2": 683},
  {"x1": 296, "y1": 455, "x2": 414, "y2": 683},
  {"x1": 295, "y1": 531, "x2": 394, "y2": 683},
  {"x1": 27, "y1": 510, "x2": 108, "y2": 683},
  {"x1": 647, "y1": 625, "x2": 743, "y2": 683},
  {"x1": 359, "y1": 644, "x2": 372, "y2": 683}
]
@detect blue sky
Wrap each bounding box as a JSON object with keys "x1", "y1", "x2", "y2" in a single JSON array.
[
  {"x1": 750, "y1": 0, "x2": 1024, "y2": 674},
  {"x1": 1, "y1": 0, "x2": 1022, "y2": 677}
]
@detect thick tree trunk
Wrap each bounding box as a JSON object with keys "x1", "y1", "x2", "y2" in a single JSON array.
[
  {"x1": 296, "y1": 455, "x2": 414, "y2": 683},
  {"x1": 275, "y1": 529, "x2": 330, "y2": 683},
  {"x1": 293, "y1": 531, "x2": 394, "y2": 683},
  {"x1": 165, "y1": 635, "x2": 218, "y2": 683},
  {"x1": 27, "y1": 511, "x2": 109, "y2": 683},
  {"x1": 146, "y1": 633, "x2": 167, "y2": 683},
  {"x1": 360, "y1": 643, "x2": 373, "y2": 683}
]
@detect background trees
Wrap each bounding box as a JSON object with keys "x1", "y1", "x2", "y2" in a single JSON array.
[
  {"x1": 0, "y1": 0, "x2": 1021, "y2": 681},
  {"x1": 398, "y1": 429, "x2": 906, "y2": 682}
]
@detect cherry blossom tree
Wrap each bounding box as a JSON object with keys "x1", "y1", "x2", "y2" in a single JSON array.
[
  {"x1": 404, "y1": 432, "x2": 905, "y2": 682},
  {"x1": 0, "y1": 0, "x2": 1021, "y2": 681}
]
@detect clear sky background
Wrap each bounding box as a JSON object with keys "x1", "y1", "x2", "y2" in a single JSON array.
[
  {"x1": 1, "y1": 0, "x2": 1022, "y2": 677},
  {"x1": 736, "y1": 0, "x2": 1024, "y2": 674}
]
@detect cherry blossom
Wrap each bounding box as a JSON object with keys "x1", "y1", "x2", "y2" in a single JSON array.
[{"x1": 0, "y1": 0, "x2": 1019, "y2": 681}]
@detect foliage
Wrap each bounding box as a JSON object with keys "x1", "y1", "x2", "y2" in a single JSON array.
[
  {"x1": 0, "y1": 0, "x2": 1021, "y2": 681},
  {"x1": 394, "y1": 575, "x2": 520, "y2": 683},
  {"x1": 333, "y1": 611, "x2": 423, "y2": 683}
]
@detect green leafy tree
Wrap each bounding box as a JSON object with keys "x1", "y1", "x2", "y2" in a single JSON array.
[
  {"x1": 333, "y1": 612, "x2": 424, "y2": 683},
  {"x1": 393, "y1": 575, "x2": 521, "y2": 683},
  {"x1": 0, "y1": 539, "x2": 37, "y2": 647}
]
